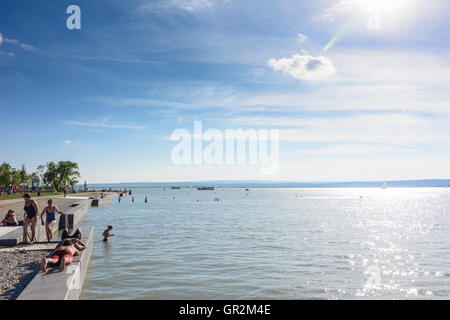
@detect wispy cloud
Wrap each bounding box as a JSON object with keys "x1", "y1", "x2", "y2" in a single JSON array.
[
  {"x1": 73, "y1": 56, "x2": 165, "y2": 65},
  {"x1": 300, "y1": 144, "x2": 416, "y2": 155},
  {"x1": 136, "y1": 0, "x2": 228, "y2": 14},
  {"x1": 314, "y1": 0, "x2": 362, "y2": 22},
  {"x1": 226, "y1": 113, "x2": 450, "y2": 146},
  {"x1": 0, "y1": 32, "x2": 36, "y2": 52},
  {"x1": 297, "y1": 33, "x2": 308, "y2": 43},
  {"x1": 93, "y1": 84, "x2": 238, "y2": 110},
  {"x1": 64, "y1": 118, "x2": 145, "y2": 130},
  {"x1": 267, "y1": 51, "x2": 335, "y2": 81}
]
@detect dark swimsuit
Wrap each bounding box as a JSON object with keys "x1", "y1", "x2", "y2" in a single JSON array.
[{"x1": 24, "y1": 202, "x2": 37, "y2": 219}]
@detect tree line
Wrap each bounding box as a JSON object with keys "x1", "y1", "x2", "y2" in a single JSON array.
[{"x1": 0, "y1": 161, "x2": 80, "y2": 192}]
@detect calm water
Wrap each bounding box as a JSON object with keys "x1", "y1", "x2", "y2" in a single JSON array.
[{"x1": 79, "y1": 188, "x2": 450, "y2": 299}]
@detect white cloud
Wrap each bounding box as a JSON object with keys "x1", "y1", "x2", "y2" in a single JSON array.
[
  {"x1": 297, "y1": 33, "x2": 308, "y2": 43},
  {"x1": 0, "y1": 32, "x2": 3, "y2": 45},
  {"x1": 267, "y1": 52, "x2": 336, "y2": 80},
  {"x1": 244, "y1": 50, "x2": 450, "y2": 113},
  {"x1": 64, "y1": 140, "x2": 73, "y2": 144}
]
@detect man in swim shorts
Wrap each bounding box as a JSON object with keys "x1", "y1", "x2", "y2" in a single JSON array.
[{"x1": 40, "y1": 238, "x2": 86, "y2": 272}]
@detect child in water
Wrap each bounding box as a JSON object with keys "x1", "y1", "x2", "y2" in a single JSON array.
[{"x1": 102, "y1": 226, "x2": 114, "y2": 242}]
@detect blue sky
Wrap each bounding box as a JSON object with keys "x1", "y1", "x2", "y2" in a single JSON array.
[{"x1": 1, "y1": 0, "x2": 450, "y2": 183}]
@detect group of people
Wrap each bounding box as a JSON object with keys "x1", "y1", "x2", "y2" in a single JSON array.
[
  {"x1": 118, "y1": 193, "x2": 146, "y2": 203},
  {"x1": 1, "y1": 194, "x2": 66, "y2": 244},
  {"x1": 1, "y1": 194, "x2": 117, "y2": 274},
  {"x1": 41, "y1": 226, "x2": 114, "y2": 272}
]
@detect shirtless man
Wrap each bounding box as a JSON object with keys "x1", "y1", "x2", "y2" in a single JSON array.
[
  {"x1": 102, "y1": 226, "x2": 113, "y2": 242},
  {"x1": 40, "y1": 238, "x2": 86, "y2": 272}
]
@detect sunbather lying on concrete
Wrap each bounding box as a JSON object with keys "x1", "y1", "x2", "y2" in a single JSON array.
[{"x1": 40, "y1": 238, "x2": 86, "y2": 272}]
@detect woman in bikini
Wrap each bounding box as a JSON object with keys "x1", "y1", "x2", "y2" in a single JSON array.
[
  {"x1": 40, "y1": 199, "x2": 65, "y2": 242},
  {"x1": 23, "y1": 193, "x2": 39, "y2": 244}
]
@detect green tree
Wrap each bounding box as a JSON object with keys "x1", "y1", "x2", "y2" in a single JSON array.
[
  {"x1": 43, "y1": 161, "x2": 80, "y2": 191},
  {"x1": 31, "y1": 172, "x2": 41, "y2": 188},
  {"x1": 10, "y1": 168, "x2": 21, "y2": 186},
  {"x1": 35, "y1": 165, "x2": 45, "y2": 187},
  {"x1": 19, "y1": 164, "x2": 30, "y2": 186},
  {"x1": 0, "y1": 162, "x2": 12, "y2": 188}
]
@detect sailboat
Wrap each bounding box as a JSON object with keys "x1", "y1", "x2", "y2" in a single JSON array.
[{"x1": 381, "y1": 181, "x2": 387, "y2": 189}]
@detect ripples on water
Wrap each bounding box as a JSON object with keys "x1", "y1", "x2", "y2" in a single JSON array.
[{"x1": 79, "y1": 188, "x2": 450, "y2": 299}]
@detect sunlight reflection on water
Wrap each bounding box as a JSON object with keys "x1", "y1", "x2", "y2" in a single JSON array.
[{"x1": 80, "y1": 188, "x2": 450, "y2": 299}]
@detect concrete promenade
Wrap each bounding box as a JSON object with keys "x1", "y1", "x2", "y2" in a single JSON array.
[
  {"x1": 0, "y1": 192, "x2": 118, "y2": 299},
  {"x1": 0, "y1": 192, "x2": 117, "y2": 246}
]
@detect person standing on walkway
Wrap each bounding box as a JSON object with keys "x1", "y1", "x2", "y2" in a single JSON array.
[
  {"x1": 23, "y1": 193, "x2": 39, "y2": 244},
  {"x1": 41, "y1": 199, "x2": 65, "y2": 242}
]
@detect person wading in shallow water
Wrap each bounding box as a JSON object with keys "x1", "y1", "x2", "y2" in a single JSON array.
[
  {"x1": 102, "y1": 226, "x2": 114, "y2": 242},
  {"x1": 23, "y1": 193, "x2": 39, "y2": 244}
]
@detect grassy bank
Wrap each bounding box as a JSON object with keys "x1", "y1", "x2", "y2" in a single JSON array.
[{"x1": 0, "y1": 192, "x2": 65, "y2": 201}]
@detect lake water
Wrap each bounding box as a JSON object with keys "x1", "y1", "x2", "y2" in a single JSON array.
[{"x1": 79, "y1": 188, "x2": 450, "y2": 299}]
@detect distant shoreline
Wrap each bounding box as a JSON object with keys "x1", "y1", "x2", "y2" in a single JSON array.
[{"x1": 81, "y1": 179, "x2": 450, "y2": 189}]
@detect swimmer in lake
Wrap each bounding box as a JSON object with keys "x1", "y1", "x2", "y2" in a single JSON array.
[{"x1": 103, "y1": 225, "x2": 114, "y2": 242}]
